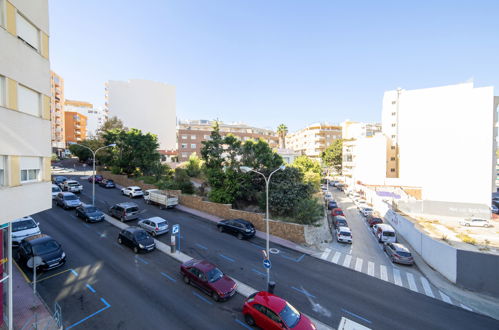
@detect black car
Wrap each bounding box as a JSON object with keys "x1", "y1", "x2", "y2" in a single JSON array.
[
  {"x1": 76, "y1": 204, "x2": 105, "y2": 223},
  {"x1": 117, "y1": 227, "x2": 155, "y2": 253},
  {"x1": 53, "y1": 176, "x2": 68, "y2": 188},
  {"x1": 99, "y1": 179, "x2": 116, "y2": 188},
  {"x1": 333, "y1": 216, "x2": 348, "y2": 229},
  {"x1": 327, "y1": 200, "x2": 338, "y2": 210},
  {"x1": 17, "y1": 234, "x2": 66, "y2": 271},
  {"x1": 217, "y1": 219, "x2": 255, "y2": 240}
]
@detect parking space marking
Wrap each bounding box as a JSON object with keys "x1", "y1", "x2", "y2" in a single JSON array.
[
  {"x1": 392, "y1": 268, "x2": 403, "y2": 286},
  {"x1": 291, "y1": 286, "x2": 316, "y2": 299},
  {"x1": 195, "y1": 243, "x2": 208, "y2": 250},
  {"x1": 355, "y1": 258, "x2": 363, "y2": 272},
  {"x1": 86, "y1": 284, "x2": 96, "y2": 293},
  {"x1": 36, "y1": 268, "x2": 72, "y2": 283},
  {"x1": 193, "y1": 291, "x2": 213, "y2": 305},
  {"x1": 219, "y1": 253, "x2": 235, "y2": 263},
  {"x1": 439, "y1": 291, "x2": 452, "y2": 304},
  {"x1": 341, "y1": 308, "x2": 372, "y2": 324},
  {"x1": 343, "y1": 254, "x2": 352, "y2": 267},
  {"x1": 406, "y1": 273, "x2": 418, "y2": 292},
  {"x1": 332, "y1": 252, "x2": 341, "y2": 264},
  {"x1": 160, "y1": 272, "x2": 177, "y2": 282},
  {"x1": 460, "y1": 304, "x2": 472, "y2": 311},
  {"x1": 367, "y1": 262, "x2": 375, "y2": 276},
  {"x1": 66, "y1": 297, "x2": 111, "y2": 329},
  {"x1": 135, "y1": 256, "x2": 149, "y2": 265},
  {"x1": 71, "y1": 269, "x2": 79, "y2": 277},
  {"x1": 321, "y1": 248, "x2": 332, "y2": 260},
  {"x1": 251, "y1": 268, "x2": 266, "y2": 277},
  {"x1": 235, "y1": 318, "x2": 252, "y2": 329},
  {"x1": 420, "y1": 277, "x2": 435, "y2": 298},
  {"x1": 379, "y1": 265, "x2": 388, "y2": 281}
]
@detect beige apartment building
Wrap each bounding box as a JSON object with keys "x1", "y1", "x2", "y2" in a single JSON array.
[
  {"x1": 50, "y1": 70, "x2": 65, "y2": 152},
  {"x1": 177, "y1": 120, "x2": 278, "y2": 162},
  {"x1": 286, "y1": 122, "x2": 342, "y2": 159},
  {"x1": 0, "y1": 0, "x2": 52, "y2": 327}
]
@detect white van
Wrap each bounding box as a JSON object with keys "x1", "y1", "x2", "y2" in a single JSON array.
[
  {"x1": 11, "y1": 216, "x2": 41, "y2": 246},
  {"x1": 375, "y1": 224, "x2": 396, "y2": 243}
]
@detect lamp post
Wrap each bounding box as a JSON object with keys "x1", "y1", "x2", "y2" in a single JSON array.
[
  {"x1": 240, "y1": 165, "x2": 285, "y2": 290},
  {"x1": 69, "y1": 142, "x2": 116, "y2": 205}
]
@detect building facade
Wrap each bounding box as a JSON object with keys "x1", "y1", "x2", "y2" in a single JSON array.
[
  {"x1": 105, "y1": 79, "x2": 176, "y2": 150},
  {"x1": 50, "y1": 71, "x2": 65, "y2": 151},
  {"x1": 286, "y1": 122, "x2": 342, "y2": 159},
  {"x1": 0, "y1": 0, "x2": 51, "y2": 327},
  {"x1": 64, "y1": 111, "x2": 87, "y2": 144},
  {"x1": 64, "y1": 99, "x2": 98, "y2": 137},
  {"x1": 341, "y1": 120, "x2": 382, "y2": 140},
  {"x1": 177, "y1": 120, "x2": 278, "y2": 162}
]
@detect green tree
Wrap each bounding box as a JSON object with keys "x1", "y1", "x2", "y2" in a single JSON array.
[
  {"x1": 276, "y1": 124, "x2": 288, "y2": 149},
  {"x1": 321, "y1": 139, "x2": 343, "y2": 174},
  {"x1": 185, "y1": 153, "x2": 203, "y2": 177},
  {"x1": 68, "y1": 139, "x2": 105, "y2": 162},
  {"x1": 291, "y1": 155, "x2": 322, "y2": 188},
  {"x1": 96, "y1": 116, "x2": 126, "y2": 139}
]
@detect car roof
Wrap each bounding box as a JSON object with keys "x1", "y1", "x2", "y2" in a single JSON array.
[
  {"x1": 147, "y1": 216, "x2": 167, "y2": 223},
  {"x1": 23, "y1": 234, "x2": 52, "y2": 244},
  {"x1": 229, "y1": 219, "x2": 253, "y2": 225},
  {"x1": 13, "y1": 216, "x2": 34, "y2": 222},
  {"x1": 190, "y1": 259, "x2": 217, "y2": 272},
  {"x1": 253, "y1": 291, "x2": 288, "y2": 311},
  {"x1": 338, "y1": 226, "x2": 351, "y2": 232},
  {"x1": 128, "y1": 186, "x2": 141, "y2": 189},
  {"x1": 116, "y1": 202, "x2": 138, "y2": 207},
  {"x1": 334, "y1": 216, "x2": 347, "y2": 220},
  {"x1": 51, "y1": 184, "x2": 60, "y2": 188},
  {"x1": 65, "y1": 180, "x2": 78, "y2": 183},
  {"x1": 60, "y1": 192, "x2": 76, "y2": 196},
  {"x1": 392, "y1": 243, "x2": 410, "y2": 252},
  {"x1": 377, "y1": 224, "x2": 394, "y2": 230}
]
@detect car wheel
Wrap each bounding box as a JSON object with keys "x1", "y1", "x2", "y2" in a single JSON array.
[
  {"x1": 218, "y1": 226, "x2": 224, "y2": 233},
  {"x1": 118, "y1": 237, "x2": 122, "y2": 244},
  {"x1": 85, "y1": 217, "x2": 89, "y2": 223},
  {"x1": 211, "y1": 291, "x2": 220, "y2": 302},
  {"x1": 390, "y1": 256, "x2": 395, "y2": 263},
  {"x1": 183, "y1": 275, "x2": 190, "y2": 285},
  {"x1": 244, "y1": 314, "x2": 255, "y2": 326},
  {"x1": 237, "y1": 233, "x2": 244, "y2": 240},
  {"x1": 151, "y1": 231, "x2": 157, "y2": 237},
  {"x1": 120, "y1": 216, "x2": 125, "y2": 222},
  {"x1": 133, "y1": 246, "x2": 139, "y2": 254},
  {"x1": 129, "y1": 194, "x2": 133, "y2": 198}
]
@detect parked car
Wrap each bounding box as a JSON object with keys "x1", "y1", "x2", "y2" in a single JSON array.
[
  {"x1": 61, "y1": 180, "x2": 83, "y2": 194},
  {"x1": 492, "y1": 204, "x2": 499, "y2": 214},
  {"x1": 16, "y1": 234, "x2": 66, "y2": 271},
  {"x1": 88, "y1": 174, "x2": 103, "y2": 183},
  {"x1": 143, "y1": 189, "x2": 178, "y2": 209},
  {"x1": 217, "y1": 219, "x2": 255, "y2": 240},
  {"x1": 55, "y1": 192, "x2": 82, "y2": 209},
  {"x1": 336, "y1": 226, "x2": 352, "y2": 244},
  {"x1": 138, "y1": 216, "x2": 169, "y2": 236},
  {"x1": 180, "y1": 259, "x2": 237, "y2": 302},
  {"x1": 360, "y1": 207, "x2": 374, "y2": 217},
  {"x1": 355, "y1": 200, "x2": 367, "y2": 209},
  {"x1": 51, "y1": 184, "x2": 62, "y2": 199},
  {"x1": 75, "y1": 204, "x2": 105, "y2": 223},
  {"x1": 243, "y1": 291, "x2": 315, "y2": 329},
  {"x1": 458, "y1": 218, "x2": 492, "y2": 228},
  {"x1": 374, "y1": 224, "x2": 396, "y2": 243},
  {"x1": 332, "y1": 216, "x2": 348, "y2": 229},
  {"x1": 121, "y1": 186, "x2": 144, "y2": 198},
  {"x1": 99, "y1": 179, "x2": 116, "y2": 188},
  {"x1": 11, "y1": 216, "x2": 41, "y2": 246},
  {"x1": 384, "y1": 242, "x2": 414, "y2": 265},
  {"x1": 327, "y1": 200, "x2": 338, "y2": 210},
  {"x1": 331, "y1": 208, "x2": 344, "y2": 217},
  {"x1": 117, "y1": 227, "x2": 155, "y2": 253},
  {"x1": 108, "y1": 202, "x2": 140, "y2": 222},
  {"x1": 367, "y1": 216, "x2": 383, "y2": 227},
  {"x1": 53, "y1": 176, "x2": 68, "y2": 189}
]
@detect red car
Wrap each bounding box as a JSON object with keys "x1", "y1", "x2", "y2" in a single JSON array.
[
  {"x1": 88, "y1": 174, "x2": 103, "y2": 183},
  {"x1": 180, "y1": 259, "x2": 237, "y2": 301},
  {"x1": 243, "y1": 291, "x2": 316, "y2": 329},
  {"x1": 331, "y1": 208, "x2": 344, "y2": 217},
  {"x1": 367, "y1": 216, "x2": 383, "y2": 227}
]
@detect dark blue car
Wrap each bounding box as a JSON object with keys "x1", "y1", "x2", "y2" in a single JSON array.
[
  {"x1": 76, "y1": 205, "x2": 105, "y2": 223},
  {"x1": 327, "y1": 200, "x2": 338, "y2": 210}
]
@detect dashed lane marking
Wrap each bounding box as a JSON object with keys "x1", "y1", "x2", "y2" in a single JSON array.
[
  {"x1": 343, "y1": 254, "x2": 352, "y2": 267},
  {"x1": 380, "y1": 265, "x2": 388, "y2": 281},
  {"x1": 321, "y1": 248, "x2": 332, "y2": 260}
]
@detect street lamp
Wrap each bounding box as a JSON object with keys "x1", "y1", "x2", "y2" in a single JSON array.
[
  {"x1": 69, "y1": 142, "x2": 116, "y2": 206},
  {"x1": 240, "y1": 164, "x2": 285, "y2": 290}
]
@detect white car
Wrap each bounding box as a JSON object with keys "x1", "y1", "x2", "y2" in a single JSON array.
[
  {"x1": 121, "y1": 186, "x2": 144, "y2": 198},
  {"x1": 459, "y1": 218, "x2": 492, "y2": 228},
  {"x1": 11, "y1": 216, "x2": 41, "y2": 246},
  {"x1": 360, "y1": 207, "x2": 374, "y2": 217},
  {"x1": 62, "y1": 180, "x2": 83, "y2": 194},
  {"x1": 51, "y1": 184, "x2": 62, "y2": 199},
  {"x1": 336, "y1": 226, "x2": 352, "y2": 244}
]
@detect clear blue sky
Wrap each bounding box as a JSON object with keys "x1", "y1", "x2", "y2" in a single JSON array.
[{"x1": 49, "y1": 0, "x2": 499, "y2": 133}]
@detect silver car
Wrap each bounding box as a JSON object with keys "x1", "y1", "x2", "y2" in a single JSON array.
[
  {"x1": 384, "y1": 242, "x2": 414, "y2": 265},
  {"x1": 55, "y1": 192, "x2": 82, "y2": 209},
  {"x1": 138, "y1": 216, "x2": 169, "y2": 236}
]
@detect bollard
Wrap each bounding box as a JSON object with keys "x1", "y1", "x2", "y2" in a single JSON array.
[
  {"x1": 170, "y1": 235, "x2": 176, "y2": 253},
  {"x1": 267, "y1": 281, "x2": 276, "y2": 294}
]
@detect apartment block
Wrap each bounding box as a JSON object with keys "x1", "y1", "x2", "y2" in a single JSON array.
[
  {"x1": 177, "y1": 120, "x2": 278, "y2": 162},
  {"x1": 64, "y1": 99, "x2": 101, "y2": 137},
  {"x1": 341, "y1": 120, "x2": 381, "y2": 140},
  {"x1": 106, "y1": 79, "x2": 176, "y2": 150},
  {"x1": 286, "y1": 122, "x2": 342, "y2": 159},
  {"x1": 64, "y1": 111, "x2": 87, "y2": 144},
  {"x1": 50, "y1": 71, "x2": 65, "y2": 151}
]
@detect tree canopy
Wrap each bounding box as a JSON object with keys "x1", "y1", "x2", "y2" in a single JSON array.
[{"x1": 321, "y1": 139, "x2": 343, "y2": 174}]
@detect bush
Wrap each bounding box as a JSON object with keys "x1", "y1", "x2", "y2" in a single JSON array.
[
  {"x1": 290, "y1": 197, "x2": 323, "y2": 225},
  {"x1": 457, "y1": 233, "x2": 476, "y2": 245}
]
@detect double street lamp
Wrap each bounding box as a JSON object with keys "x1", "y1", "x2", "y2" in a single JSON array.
[
  {"x1": 240, "y1": 165, "x2": 285, "y2": 290},
  {"x1": 69, "y1": 142, "x2": 116, "y2": 206}
]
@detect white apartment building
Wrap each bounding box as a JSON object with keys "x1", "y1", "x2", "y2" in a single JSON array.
[
  {"x1": 341, "y1": 120, "x2": 381, "y2": 140},
  {"x1": 105, "y1": 79, "x2": 176, "y2": 150},
  {"x1": 0, "y1": 0, "x2": 51, "y2": 326},
  {"x1": 286, "y1": 122, "x2": 342, "y2": 159},
  {"x1": 64, "y1": 100, "x2": 107, "y2": 138}
]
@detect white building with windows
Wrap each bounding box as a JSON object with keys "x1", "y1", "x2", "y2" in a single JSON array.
[{"x1": 105, "y1": 79, "x2": 176, "y2": 150}]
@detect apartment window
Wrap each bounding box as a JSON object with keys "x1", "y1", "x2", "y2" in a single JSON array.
[
  {"x1": 181, "y1": 135, "x2": 187, "y2": 140},
  {"x1": 390, "y1": 157, "x2": 396, "y2": 161},
  {"x1": 391, "y1": 112, "x2": 396, "y2": 116},
  {"x1": 391, "y1": 135, "x2": 396, "y2": 139},
  {"x1": 190, "y1": 144, "x2": 196, "y2": 149},
  {"x1": 191, "y1": 135, "x2": 196, "y2": 139},
  {"x1": 0, "y1": 156, "x2": 5, "y2": 186},
  {"x1": 181, "y1": 153, "x2": 187, "y2": 158},
  {"x1": 391, "y1": 101, "x2": 396, "y2": 105},
  {"x1": 0, "y1": 75, "x2": 5, "y2": 107},
  {"x1": 391, "y1": 123, "x2": 396, "y2": 127},
  {"x1": 181, "y1": 143, "x2": 187, "y2": 149},
  {"x1": 16, "y1": 13, "x2": 40, "y2": 51},
  {"x1": 390, "y1": 168, "x2": 396, "y2": 172},
  {"x1": 18, "y1": 85, "x2": 41, "y2": 117},
  {"x1": 203, "y1": 135, "x2": 210, "y2": 140},
  {"x1": 20, "y1": 157, "x2": 41, "y2": 183},
  {"x1": 391, "y1": 146, "x2": 396, "y2": 150}
]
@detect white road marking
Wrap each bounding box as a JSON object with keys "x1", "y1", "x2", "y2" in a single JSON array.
[
  {"x1": 332, "y1": 252, "x2": 341, "y2": 264},
  {"x1": 439, "y1": 291, "x2": 452, "y2": 304},
  {"x1": 367, "y1": 262, "x2": 375, "y2": 276},
  {"x1": 420, "y1": 277, "x2": 435, "y2": 298},
  {"x1": 343, "y1": 254, "x2": 352, "y2": 267},
  {"x1": 460, "y1": 304, "x2": 472, "y2": 311},
  {"x1": 321, "y1": 248, "x2": 332, "y2": 260},
  {"x1": 355, "y1": 258, "x2": 363, "y2": 272},
  {"x1": 406, "y1": 273, "x2": 418, "y2": 292},
  {"x1": 380, "y1": 265, "x2": 388, "y2": 281},
  {"x1": 393, "y1": 268, "x2": 403, "y2": 286}
]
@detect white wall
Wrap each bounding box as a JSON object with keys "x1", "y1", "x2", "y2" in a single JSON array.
[
  {"x1": 352, "y1": 134, "x2": 387, "y2": 185},
  {"x1": 107, "y1": 79, "x2": 176, "y2": 150},
  {"x1": 0, "y1": 182, "x2": 51, "y2": 223}
]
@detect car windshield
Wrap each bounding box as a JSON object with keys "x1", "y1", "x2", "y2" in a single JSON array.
[
  {"x1": 134, "y1": 231, "x2": 149, "y2": 240},
  {"x1": 397, "y1": 251, "x2": 412, "y2": 257},
  {"x1": 64, "y1": 195, "x2": 78, "y2": 200},
  {"x1": 340, "y1": 231, "x2": 351, "y2": 236},
  {"x1": 383, "y1": 231, "x2": 395, "y2": 237},
  {"x1": 206, "y1": 267, "x2": 224, "y2": 283},
  {"x1": 68, "y1": 182, "x2": 79, "y2": 186},
  {"x1": 12, "y1": 220, "x2": 37, "y2": 232},
  {"x1": 279, "y1": 303, "x2": 301, "y2": 328},
  {"x1": 128, "y1": 207, "x2": 139, "y2": 213},
  {"x1": 338, "y1": 221, "x2": 347, "y2": 226},
  {"x1": 32, "y1": 240, "x2": 60, "y2": 255},
  {"x1": 107, "y1": 180, "x2": 114, "y2": 183},
  {"x1": 158, "y1": 221, "x2": 168, "y2": 227},
  {"x1": 52, "y1": 187, "x2": 60, "y2": 192},
  {"x1": 84, "y1": 206, "x2": 98, "y2": 213}
]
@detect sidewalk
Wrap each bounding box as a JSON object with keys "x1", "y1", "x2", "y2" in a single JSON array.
[{"x1": 12, "y1": 261, "x2": 58, "y2": 330}]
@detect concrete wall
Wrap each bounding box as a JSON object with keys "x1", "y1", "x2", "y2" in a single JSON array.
[
  {"x1": 457, "y1": 249, "x2": 499, "y2": 297},
  {"x1": 396, "y1": 199, "x2": 490, "y2": 219}
]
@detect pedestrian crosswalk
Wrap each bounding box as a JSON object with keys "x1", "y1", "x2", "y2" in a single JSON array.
[{"x1": 317, "y1": 248, "x2": 472, "y2": 311}]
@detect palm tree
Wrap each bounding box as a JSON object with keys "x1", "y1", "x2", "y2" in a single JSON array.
[{"x1": 277, "y1": 124, "x2": 288, "y2": 149}]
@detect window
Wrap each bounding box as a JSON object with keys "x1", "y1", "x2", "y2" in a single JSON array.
[
  {"x1": 391, "y1": 101, "x2": 396, "y2": 105},
  {"x1": 191, "y1": 135, "x2": 196, "y2": 139},
  {"x1": 18, "y1": 85, "x2": 40, "y2": 117},
  {"x1": 391, "y1": 135, "x2": 396, "y2": 139},
  {"x1": 391, "y1": 146, "x2": 396, "y2": 150},
  {"x1": 181, "y1": 153, "x2": 187, "y2": 158},
  {"x1": 391, "y1": 112, "x2": 396, "y2": 116},
  {"x1": 181, "y1": 143, "x2": 187, "y2": 149},
  {"x1": 181, "y1": 135, "x2": 187, "y2": 139},
  {"x1": 390, "y1": 157, "x2": 396, "y2": 161},
  {"x1": 390, "y1": 168, "x2": 396, "y2": 172},
  {"x1": 203, "y1": 135, "x2": 210, "y2": 140},
  {"x1": 16, "y1": 13, "x2": 40, "y2": 51},
  {"x1": 0, "y1": 156, "x2": 5, "y2": 186},
  {"x1": 20, "y1": 157, "x2": 41, "y2": 183},
  {"x1": 190, "y1": 144, "x2": 196, "y2": 149},
  {"x1": 0, "y1": 75, "x2": 4, "y2": 107},
  {"x1": 391, "y1": 123, "x2": 396, "y2": 127}
]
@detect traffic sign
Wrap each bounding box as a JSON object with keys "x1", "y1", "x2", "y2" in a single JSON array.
[
  {"x1": 263, "y1": 259, "x2": 271, "y2": 269},
  {"x1": 172, "y1": 224, "x2": 179, "y2": 235},
  {"x1": 261, "y1": 250, "x2": 268, "y2": 259}
]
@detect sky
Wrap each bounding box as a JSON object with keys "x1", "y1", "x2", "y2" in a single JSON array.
[{"x1": 48, "y1": 0, "x2": 499, "y2": 133}]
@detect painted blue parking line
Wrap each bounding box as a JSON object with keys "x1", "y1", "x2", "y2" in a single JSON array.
[
  {"x1": 135, "y1": 256, "x2": 149, "y2": 265},
  {"x1": 160, "y1": 272, "x2": 177, "y2": 282},
  {"x1": 195, "y1": 243, "x2": 208, "y2": 250},
  {"x1": 251, "y1": 268, "x2": 266, "y2": 276},
  {"x1": 70, "y1": 269, "x2": 79, "y2": 277},
  {"x1": 219, "y1": 253, "x2": 235, "y2": 262},
  {"x1": 281, "y1": 253, "x2": 306, "y2": 262},
  {"x1": 296, "y1": 254, "x2": 305, "y2": 262},
  {"x1": 249, "y1": 242, "x2": 265, "y2": 249},
  {"x1": 86, "y1": 284, "x2": 96, "y2": 293},
  {"x1": 192, "y1": 291, "x2": 213, "y2": 305},
  {"x1": 341, "y1": 308, "x2": 372, "y2": 324},
  {"x1": 291, "y1": 286, "x2": 316, "y2": 298},
  {"x1": 235, "y1": 318, "x2": 252, "y2": 329},
  {"x1": 67, "y1": 297, "x2": 111, "y2": 329}
]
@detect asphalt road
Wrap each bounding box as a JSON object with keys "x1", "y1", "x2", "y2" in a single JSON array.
[{"x1": 40, "y1": 175, "x2": 499, "y2": 330}]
